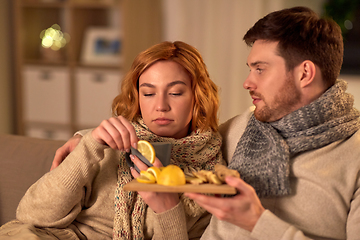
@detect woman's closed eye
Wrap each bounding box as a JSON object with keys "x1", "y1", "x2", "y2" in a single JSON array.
[{"x1": 170, "y1": 92, "x2": 183, "y2": 96}]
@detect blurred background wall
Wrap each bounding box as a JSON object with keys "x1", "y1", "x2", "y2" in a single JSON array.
[
  {"x1": 161, "y1": 0, "x2": 327, "y2": 123},
  {"x1": 0, "y1": 0, "x2": 13, "y2": 134},
  {"x1": 1, "y1": 0, "x2": 359, "y2": 135}
]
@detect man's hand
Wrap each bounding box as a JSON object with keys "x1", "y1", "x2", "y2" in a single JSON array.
[
  {"x1": 50, "y1": 135, "x2": 82, "y2": 171},
  {"x1": 185, "y1": 176, "x2": 265, "y2": 232}
]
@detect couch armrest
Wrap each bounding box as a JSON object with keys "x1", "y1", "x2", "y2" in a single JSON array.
[{"x1": 0, "y1": 134, "x2": 65, "y2": 226}]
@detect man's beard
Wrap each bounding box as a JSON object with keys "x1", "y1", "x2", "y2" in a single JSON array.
[{"x1": 253, "y1": 75, "x2": 301, "y2": 122}]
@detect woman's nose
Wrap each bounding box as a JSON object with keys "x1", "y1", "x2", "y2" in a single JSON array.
[{"x1": 156, "y1": 95, "x2": 170, "y2": 111}]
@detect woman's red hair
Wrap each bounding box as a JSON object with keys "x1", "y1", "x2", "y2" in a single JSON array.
[{"x1": 111, "y1": 41, "x2": 219, "y2": 132}]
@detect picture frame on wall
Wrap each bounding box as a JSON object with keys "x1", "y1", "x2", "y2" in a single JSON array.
[{"x1": 81, "y1": 27, "x2": 122, "y2": 66}]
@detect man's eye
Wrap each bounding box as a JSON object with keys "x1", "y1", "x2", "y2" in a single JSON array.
[{"x1": 256, "y1": 68, "x2": 263, "y2": 73}]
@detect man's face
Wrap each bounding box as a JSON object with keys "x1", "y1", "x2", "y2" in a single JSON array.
[{"x1": 244, "y1": 40, "x2": 302, "y2": 122}]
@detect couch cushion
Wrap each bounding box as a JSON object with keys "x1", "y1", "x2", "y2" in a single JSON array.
[{"x1": 0, "y1": 134, "x2": 65, "y2": 226}]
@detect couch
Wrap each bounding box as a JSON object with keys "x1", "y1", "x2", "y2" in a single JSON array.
[{"x1": 0, "y1": 134, "x2": 65, "y2": 226}]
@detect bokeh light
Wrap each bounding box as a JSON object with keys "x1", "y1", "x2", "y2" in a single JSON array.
[{"x1": 40, "y1": 24, "x2": 70, "y2": 51}]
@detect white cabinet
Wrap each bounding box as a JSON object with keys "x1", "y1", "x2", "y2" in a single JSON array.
[
  {"x1": 23, "y1": 66, "x2": 71, "y2": 124},
  {"x1": 22, "y1": 66, "x2": 71, "y2": 140},
  {"x1": 21, "y1": 66, "x2": 123, "y2": 140},
  {"x1": 75, "y1": 69, "x2": 122, "y2": 128}
]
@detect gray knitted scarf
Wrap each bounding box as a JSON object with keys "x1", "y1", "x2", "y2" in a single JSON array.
[{"x1": 228, "y1": 80, "x2": 360, "y2": 197}]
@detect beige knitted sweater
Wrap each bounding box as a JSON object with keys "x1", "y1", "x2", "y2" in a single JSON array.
[
  {"x1": 8, "y1": 108, "x2": 360, "y2": 239},
  {"x1": 201, "y1": 108, "x2": 360, "y2": 240},
  {"x1": 11, "y1": 132, "x2": 210, "y2": 240}
]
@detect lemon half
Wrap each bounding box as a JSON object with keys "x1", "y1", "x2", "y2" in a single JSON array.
[{"x1": 157, "y1": 165, "x2": 186, "y2": 186}]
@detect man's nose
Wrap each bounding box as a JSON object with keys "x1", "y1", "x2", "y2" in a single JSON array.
[{"x1": 243, "y1": 73, "x2": 255, "y2": 90}]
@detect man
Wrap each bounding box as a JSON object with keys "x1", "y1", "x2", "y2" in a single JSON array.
[
  {"x1": 50, "y1": 6, "x2": 360, "y2": 240},
  {"x1": 186, "y1": 6, "x2": 360, "y2": 239}
]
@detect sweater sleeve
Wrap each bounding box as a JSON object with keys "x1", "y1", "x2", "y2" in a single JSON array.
[
  {"x1": 16, "y1": 132, "x2": 107, "y2": 228},
  {"x1": 346, "y1": 176, "x2": 360, "y2": 238},
  {"x1": 150, "y1": 202, "x2": 210, "y2": 240},
  {"x1": 74, "y1": 128, "x2": 93, "y2": 137},
  {"x1": 250, "y1": 210, "x2": 312, "y2": 240},
  {"x1": 151, "y1": 202, "x2": 188, "y2": 240}
]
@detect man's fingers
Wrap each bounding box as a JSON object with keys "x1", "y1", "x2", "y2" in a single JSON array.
[
  {"x1": 185, "y1": 193, "x2": 226, "y2": 217},
  {"x1": 185, "y1": 193, "x2": 223, "y2": 209},
  {"x1": 225, "y1": 176, "x2": 256, "y2": 197},
  {"x1": 50, "y1": 141, "x2": 72, "y2": 170},
  {"x1": 50, "y1": 155, "x2": 63, "y2": 171},
  {"x1": 50, "y1": 134, "x2": 83, "y2": 171}
]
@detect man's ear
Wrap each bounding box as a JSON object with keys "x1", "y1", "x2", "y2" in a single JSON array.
[{"x1": 298, "y1": 60, "x2": 316, "y2": 88}]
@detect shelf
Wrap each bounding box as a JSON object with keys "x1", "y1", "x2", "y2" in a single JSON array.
[
  {"x1": 19, "y1": 0, "x2": 118, "y2": 8},
  {"x1": 24, "y1": 59, "x2": 68, "y2": 66},
  {"x1": 70, "y1": 1, "x2": 119, "y2": 9},
  {"x1": 19, "y1": 0, "x2": 66, "y2": 8},
  {"x1": 13, "y1": 0, "x2": 162, "y2": 138}
]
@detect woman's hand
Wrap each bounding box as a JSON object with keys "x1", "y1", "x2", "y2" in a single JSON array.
[
  {"x1": 130, "y1": 155, "x2": 180, "y2": 213},
  {"x1": 92, "y1": 116, "x2": 139, "y2": 152},
  {"x1": 50, "y1": 134, "x2": 82, "y2": 171},
  {"x1": 51, "y1": 116, "x2": 138, "y2": 171}
]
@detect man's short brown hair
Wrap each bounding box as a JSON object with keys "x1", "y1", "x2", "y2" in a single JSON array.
[{"x1": 243, "y1": 6, "x2": 343, "y2": 88}]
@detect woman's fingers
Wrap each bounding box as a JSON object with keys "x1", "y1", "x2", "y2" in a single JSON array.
[
  {"x1": 115, "y1": 116, "x2": 139, "y2": 150},
  {"x1": 152, "y1": 157, "x2": 164, "y2": 168},
  {"x1": 130, "y1": 154, "x2": 152, "y2": 171},
  {"x1": 108, "y1": 117, "x2": 133, "y2": 152},
  {"x1": 130, "y1": 166, "x2": 140, "y2": 178},
  {"x1": 93, "y1": 119, "x2": 124, "y2": 149},
  {"x1": 91, "y1": 116, "x2": 138, "y2": 151}
]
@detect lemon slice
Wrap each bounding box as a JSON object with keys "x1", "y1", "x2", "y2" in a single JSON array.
[
  {"x1": 146, "y1": 166, "x2": 162, "y2": 182},
  {"x1": 157, "y1": 165, "x2": 186, "y2": 186},
  {"x1": 137, "y1": 140, "x2": 156, "y2": 164},
  {"x1": 137, "y1": 170, "x2": 156, "y2": 184}
]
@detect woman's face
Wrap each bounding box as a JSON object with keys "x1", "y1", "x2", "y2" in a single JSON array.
[{"x1": 138, "y1": 60, "x2": 194, "y2": 139}]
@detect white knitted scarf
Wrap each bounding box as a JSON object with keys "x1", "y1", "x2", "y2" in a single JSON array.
[{"x1": 113, "y1": 119, "x2": 225, "y2": 239}]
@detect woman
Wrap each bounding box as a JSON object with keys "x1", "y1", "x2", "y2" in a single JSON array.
[{"x1": 0, "y1": 41, "x2": 224, "y2": 240}]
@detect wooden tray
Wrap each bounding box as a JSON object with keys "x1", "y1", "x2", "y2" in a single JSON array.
[{"x1": 123, "y1": 179, "x2": 237, "y2": 194}]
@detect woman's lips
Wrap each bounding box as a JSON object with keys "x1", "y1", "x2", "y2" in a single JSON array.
[{"x1": 153, "y1": 118, "x2": 173, "y2": 125}]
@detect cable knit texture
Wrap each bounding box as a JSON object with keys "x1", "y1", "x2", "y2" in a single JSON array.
[{"x1": 228, "y1": 80, "x2": 360, "y2": 197}]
